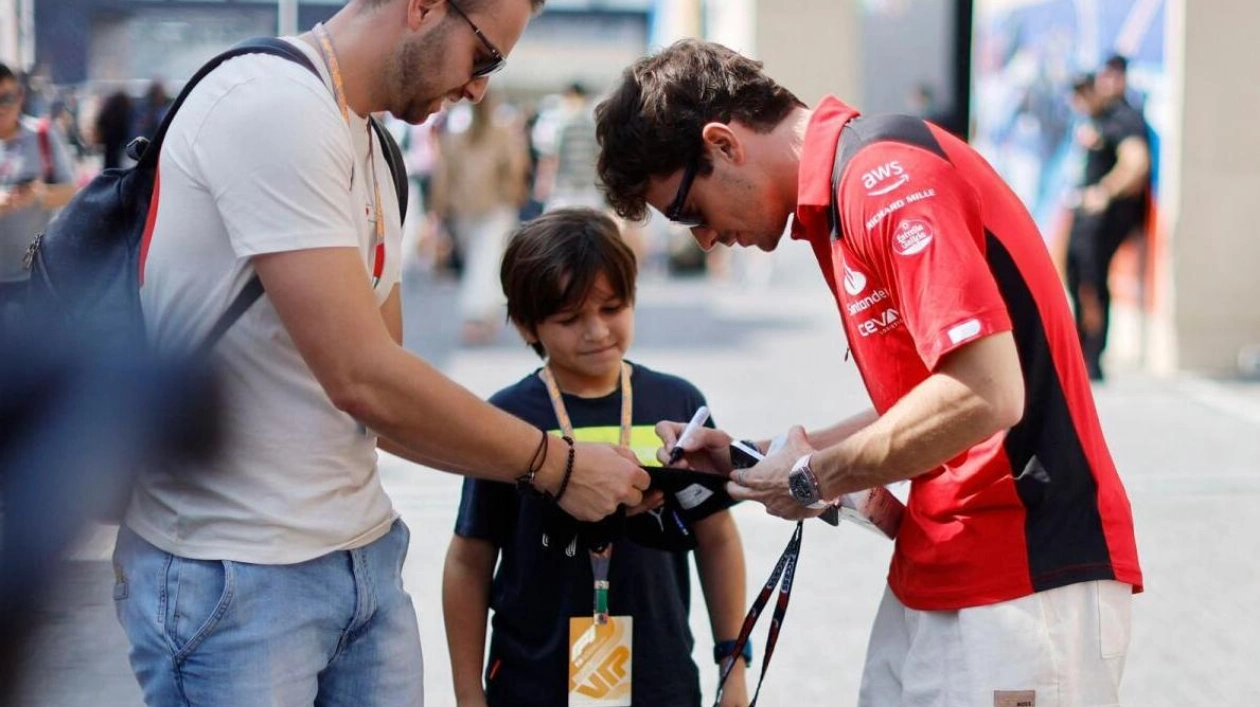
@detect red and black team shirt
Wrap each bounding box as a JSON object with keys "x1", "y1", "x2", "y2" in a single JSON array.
[{"x1": 791, "y1": 97, "x2": 1143, "y2": 611}]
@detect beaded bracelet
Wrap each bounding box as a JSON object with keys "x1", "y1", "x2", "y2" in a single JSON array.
[{"x1": 551, "y1": 436, "x2": 576, "y2": 503}]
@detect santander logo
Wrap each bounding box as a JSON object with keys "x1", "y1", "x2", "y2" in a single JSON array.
[{"x1": 843, "y1": 262, "x2": 867, "y2": 296}]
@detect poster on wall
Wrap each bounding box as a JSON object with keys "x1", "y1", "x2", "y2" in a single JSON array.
[{"x1": 970, "y1": 0, "x2": 1166, "y2": 245}]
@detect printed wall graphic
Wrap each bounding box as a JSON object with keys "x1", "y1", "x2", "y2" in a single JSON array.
[
  {"x1": 971, "y1": 0, "x2": 1167, "y2": 320},
  {"x1": 971, "y1": 0, "x2": 1166, "y2": 238}
]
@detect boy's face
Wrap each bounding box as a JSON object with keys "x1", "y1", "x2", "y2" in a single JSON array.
[{"x1": 526, "y1": 273, "x2": 634, "y2": 393}]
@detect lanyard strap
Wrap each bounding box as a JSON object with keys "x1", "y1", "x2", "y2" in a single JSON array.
[
  {"x1": 539, "y1": 362, "x2": 632, "y2": 446},
  {"x1": 714, "y1": 521, "x2": 804, "y2": 707},
  {"x1": 541, "y1": 363, "x2": 632, "y2": 624},
  {"x1": 312, "y1": 23, "x2": 386, "y2": 288}
]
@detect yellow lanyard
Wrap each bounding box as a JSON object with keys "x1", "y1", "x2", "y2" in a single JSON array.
[
  {"x1": 539, "y1": 362, "x2": 633, "y2": 446},
  {"x1": 539, "y1": 362, "x2": 632, "y2": 625},
  {"x1": 312, "y1": 23, "x2": 387, "y2": 288}
]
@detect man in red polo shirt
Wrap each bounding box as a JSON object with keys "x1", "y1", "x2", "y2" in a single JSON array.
[{"x1": 595, "y1": 39, "x2": 1142, "y2": 706}]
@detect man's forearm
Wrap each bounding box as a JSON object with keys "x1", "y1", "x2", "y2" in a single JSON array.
[
  {"x1": 348, "y1": 349, "x2": 548, "y2": 483},
  {"x1": 813, "y1": 334, "x2": 1024, "y2": 499},
  {"x1": 805, "y1": 408, "x2": 879, "y2": 450},
  {"x1": 749, "y1": 409, "x2": 877, "y2": 454}
]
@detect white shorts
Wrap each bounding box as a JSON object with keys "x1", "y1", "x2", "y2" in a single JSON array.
[{"x1": 858, "y1": 580, "x2": 1132, "y2": 707}]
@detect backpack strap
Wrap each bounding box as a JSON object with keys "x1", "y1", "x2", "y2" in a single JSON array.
[
  {"x1": 197, "y1": 275, "x2": 266, "y2": 355},
  {"x1": 138, "y1": 37, "x2": 318, "y2": 170},
  {"x1": 142, "y1": 36, "x2": 410, "y2": 221},
  {"x1": 370, "y1": 118, "x2": 409, "y2": 223},
  {"x1": 160, "y1": 38, "x2": 409, "y2": 351},
  {"x1": 145, "y1": 38, "x2": 320, "y2": 350}
]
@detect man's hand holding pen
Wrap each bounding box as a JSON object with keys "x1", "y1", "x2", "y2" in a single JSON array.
[
  {"x1": 656, "y1": 421, "x2": 831, "y2": 522},
  {"x1": 654, "y1": 417, "x2": 734, "y2": 475}
]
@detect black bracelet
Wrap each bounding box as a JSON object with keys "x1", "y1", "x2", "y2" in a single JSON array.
[
  {"x1": 528, "y1": 429, "x2": 549, "y2": 475},
  {"x1": 515, "y1": 430, "x2": 551, "y2": 497},
  {"x1": 551, "y1": 436, "x2": 576, "y2": 503},
  {"x1": 713, "y1": 639, "x2": 753, "y2": 666}
]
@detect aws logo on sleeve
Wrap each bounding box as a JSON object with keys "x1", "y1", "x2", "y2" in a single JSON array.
[{"x1": 862, "y1": 161, "x2": 910, "y2": 196}]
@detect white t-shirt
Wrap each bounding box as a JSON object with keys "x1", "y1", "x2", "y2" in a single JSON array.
[{"x1": 128, "y1": 38, "x2": 401, "y2": 564}]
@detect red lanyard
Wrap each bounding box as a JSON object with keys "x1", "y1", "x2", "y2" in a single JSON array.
[
  {"x1": 715, "y1": 521, "x2": 803, "y2": 707},
  {"x1": 312, "y1": 23, "x2": 386, "y2": 288},
  {"x1": 540, "y1": 362, "x2": 632, "y2": 624}
]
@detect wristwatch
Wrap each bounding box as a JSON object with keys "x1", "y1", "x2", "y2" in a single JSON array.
[
  {"x1": 788, "y1": 453, "x2": 823, "y2": 507},
  {"x1": 713, "y1": 639, "x2": 753, "y2": 667}
]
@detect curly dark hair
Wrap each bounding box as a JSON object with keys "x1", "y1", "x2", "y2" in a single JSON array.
[{"x1": 595, "y1": 39, "x2": 804, "y2": 221}]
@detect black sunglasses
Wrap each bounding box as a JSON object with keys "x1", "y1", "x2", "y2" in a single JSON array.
[
  {"x1": 446, "y1": 0, "x2": 507, "y2": 78},
  {"x1": 664, "y1": 153, "x2": 704, "y2": 228}
]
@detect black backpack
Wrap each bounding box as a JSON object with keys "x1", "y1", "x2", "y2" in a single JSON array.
[{"x1": 23, "y1": 37, "x2": 408, "y2": 353}]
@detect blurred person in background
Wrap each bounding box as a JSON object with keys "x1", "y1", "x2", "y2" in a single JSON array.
[
  {"x1": 1097, "y1": 54, "x2": 1143, "y2": 112},
  {"x1": 402, "y1": 114, "x2": 440, "y2": 273},
  {"x1": 431, "y1": 90, "x2": 529, "y2": 345},
  {"x1": 536, "y1": 80, "x2": 653, "y2": 267},
  {"x1": 596, "y1": 39, "x2": 1142, "y2": 707},
  {"x1": 17, "y1": 67, "x2": 51, "y2": 118},
  {"x1": 538, "y1": 81, "x2": 601, "y2": 211},
  {"x1": 905, "y1": 82, "x2": 950, "y2": 131},
  {"x1": 109, "y1": 0, "x2": 650, "y2": 705},
  {"x1": 134, "y1": 78, "x2": 171, "y2": 141},
  {"x1": 93, "y1": 90, "x2": 133, "y2": 170},
  {"x1": 50, "y1": 92, "x2": 90, "y2": 164},
  {"x1": 383, "y1": 111, "x2": 441, "y2": 274},
  {"x1": 1067, "y1": 72, "x2": 1150, "y2": 381},
  {"x1": 0, "y1": 62, "x2": 78, "y2": 325}
]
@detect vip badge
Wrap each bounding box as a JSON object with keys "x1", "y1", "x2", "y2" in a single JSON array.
[{"x1": 568, "y1": 615, "x2": 633, "y2": 706}]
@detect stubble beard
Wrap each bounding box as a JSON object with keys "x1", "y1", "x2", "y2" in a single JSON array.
[{"x1": 390, "y1": 27, "x2": 448, "y2": 124}]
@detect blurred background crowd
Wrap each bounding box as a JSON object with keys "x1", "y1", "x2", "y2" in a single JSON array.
[
  {"x1": 3, "y1": 0, "x2": 1254, "y2": 377},
  {"x1": 4, "y1": 2, "x2": 1260, "y2": 705}
]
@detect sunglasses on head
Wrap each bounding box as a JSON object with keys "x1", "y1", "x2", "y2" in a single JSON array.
[
  {"x1": 446, "y1": 0, "x2": 507, "y2": 78},
  {"x1": 664, "y1": 153, "x2": 704, "y2": 228}
]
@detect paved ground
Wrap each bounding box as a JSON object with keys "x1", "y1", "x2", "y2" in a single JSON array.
[{"x1": 10, "y1": 241, "x2": 1260, "y2": 706}]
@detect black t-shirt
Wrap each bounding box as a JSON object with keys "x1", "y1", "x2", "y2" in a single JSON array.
[
  {"x1": 455, "y1": 362, "x2": 734, "y2": 707},
  {"x1": 1082, "y1": 101, "x2": 1148, "y2": 193}
]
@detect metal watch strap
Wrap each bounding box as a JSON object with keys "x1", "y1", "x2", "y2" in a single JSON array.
[{"x1": 789, "y1": 453, "x2": 822, "y2": 506}]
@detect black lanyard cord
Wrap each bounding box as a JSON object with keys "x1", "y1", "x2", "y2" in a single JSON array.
[{"x1": 714, "y1": 520, "x2": 804, "y2": 707}]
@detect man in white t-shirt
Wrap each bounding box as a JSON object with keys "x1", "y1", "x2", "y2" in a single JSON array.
[{"x1": 112, "y1": 1, "x2": 651, "y2": 705}]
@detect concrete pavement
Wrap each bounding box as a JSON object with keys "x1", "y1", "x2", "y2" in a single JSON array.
[{"x1": 11, "y1": 240, "x2": 1260, "y2": 706}]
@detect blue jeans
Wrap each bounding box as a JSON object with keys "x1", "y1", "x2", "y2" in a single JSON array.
[{"x1": 113, "y1": 519, "x2": 424, "y2": 706}]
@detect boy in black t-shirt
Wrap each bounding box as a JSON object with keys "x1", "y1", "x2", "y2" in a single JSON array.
[{"x1": 442, "y1": 208, "x2": 749, "y2": 707}]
